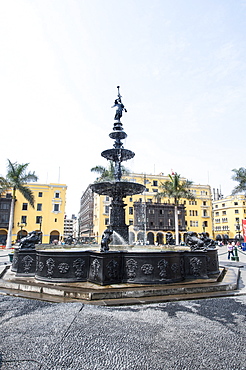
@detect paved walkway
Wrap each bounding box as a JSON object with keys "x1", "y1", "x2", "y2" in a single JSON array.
[{"x1": 0, "y1": 246, "x2": 246, "y2": 369}]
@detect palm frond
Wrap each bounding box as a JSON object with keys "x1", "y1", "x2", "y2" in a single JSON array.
[
  {"x1": 231, "y1": 167, "x2": 246, "y2": 195},
  {"x1": 18, "y1": 185, "x2": 35, "y2": 208},
  {"x1": 0, "y1": 177, "x2": 11, "y2": 195}
]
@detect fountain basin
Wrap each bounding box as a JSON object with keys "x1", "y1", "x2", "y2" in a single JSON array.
[
  {"x1": 90, "y1": 181, "x2": 145, "y2": 197},
  {"x1": 11, "y1": 248, "x2": 219, "y2": 285}
]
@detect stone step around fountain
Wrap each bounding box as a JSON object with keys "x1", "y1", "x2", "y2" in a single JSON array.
[{"x1": 0, "y1": 264, "x2": 239, "y2": 306}]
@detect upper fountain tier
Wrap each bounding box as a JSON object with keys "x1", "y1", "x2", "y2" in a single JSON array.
[{"x1": 92, "y1": 86, "x2": 145, "y2": 190}]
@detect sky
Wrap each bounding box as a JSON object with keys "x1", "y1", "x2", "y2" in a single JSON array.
[{"x1": 1, "y1": 0, "x2": 246, "y2": 217}]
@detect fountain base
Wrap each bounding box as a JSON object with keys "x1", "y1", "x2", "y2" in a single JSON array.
[{"x1": 12, "y1": 247, "x2": 219, "y2": 286}]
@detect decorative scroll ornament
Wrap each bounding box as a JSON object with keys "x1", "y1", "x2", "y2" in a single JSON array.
[
  {"x1": 171, "y1": 263, "x2": 178, "y2": 274},
  {"x1": 189, "y1": 257, "x2": 202, "y2": 276},
  {"x1": 106, "y1": 259, "x2": 118, "y2": 279},
  {"x1": 38, "y1": 261, "x2": 44, "y2": 272},
  {"x1": 46, "y1": 258, "x2": 55, "y2": 277},
  {"x1": 126, "y1": 259, "x2": 138, "y2": 280},
  {"x1": 158, "y1": 259, "x2": 169, "y2": 279},
  {"x1": 73, "y1": 258, "x2": 85, "y2": 278},
  {"x1": 91, "y1": 258, "x2": 100, "y2": 279},
  {"x1": 22, "y1": 255, "x2": 34, "y2": 273}
]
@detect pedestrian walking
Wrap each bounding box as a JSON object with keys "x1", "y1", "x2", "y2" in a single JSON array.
[{"x1": 227, "y1": 242, "x2": 234, "y2": 260}]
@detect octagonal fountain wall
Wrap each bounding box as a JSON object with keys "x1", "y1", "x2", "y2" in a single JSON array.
[{"x1": 12, "y1": 247, "x2": 219, "y2": 285}]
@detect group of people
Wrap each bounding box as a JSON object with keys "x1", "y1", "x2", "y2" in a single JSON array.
[{"x1": 227, "y1": 241, "x2": 241, "y2": 260}]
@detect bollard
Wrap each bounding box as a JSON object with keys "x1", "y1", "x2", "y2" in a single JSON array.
[{"x1": 234, "y1": 246, "x2": 239, "y2": 262}]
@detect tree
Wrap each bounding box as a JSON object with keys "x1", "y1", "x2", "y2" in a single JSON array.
[
  {"x1": 157, "y1": 173, "x2": 195, "y2": 245},
  {"x1": 91, "y1": 161, "x2": 129, "y2": 182},
  {"x1": 231, "y1": 167, "x2": 246, "y2": 195},
  {"x1": 5, "y1": 160, "x2": 38, "y2": 248}
]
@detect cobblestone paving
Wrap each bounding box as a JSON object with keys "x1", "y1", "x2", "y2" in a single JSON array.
[{"x1": 1, "y1": 295, "x2": 246, "y2": 369}]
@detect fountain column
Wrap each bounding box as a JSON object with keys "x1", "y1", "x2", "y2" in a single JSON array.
[{"x1": 90, "y1": 87, "x2": 145, "y2": 245}]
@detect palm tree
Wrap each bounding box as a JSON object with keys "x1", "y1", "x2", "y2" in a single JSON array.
[
  {"x1": 91, "y1": 161, "x2": 129, "y2": 182},
  {"x1": 157, "y1": 172, "x2": 195, "y2": 245},
  {"x1": 231, "y1": 167, "x2": 246, "y2": 195},
  {"x1": 5, "y1": 160, "x2": 38, "y2": 248}
]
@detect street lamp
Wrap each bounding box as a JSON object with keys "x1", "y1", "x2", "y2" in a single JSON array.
[
  {"x1": 17, "y1": 221, "x2": 27, "y2": 241},
  {"x1": 202, "y1": 222, "x2": 206, "y2": 233},
  {"x1": 39, "y1": 216, "x2": 43, "y2": 231},
  {"x1": 235, "y1": 220, "x2": 241, "y2": 241}
]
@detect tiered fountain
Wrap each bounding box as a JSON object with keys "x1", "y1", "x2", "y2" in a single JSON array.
[
  {"x1": 90, "y1": 86, "x2": 145, "y2": 243},
  {"x1": 11, "y1": 87, "x2": 219, "y2": 286}
]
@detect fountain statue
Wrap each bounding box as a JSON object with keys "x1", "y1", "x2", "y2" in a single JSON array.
[{"x1": 90, "y1": 86, "x2": 145, "y2": 244}]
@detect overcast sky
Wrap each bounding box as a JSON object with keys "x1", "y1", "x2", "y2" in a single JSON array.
[{"x1": 1, "y1": 0, "x2": 246, "y2": 217}]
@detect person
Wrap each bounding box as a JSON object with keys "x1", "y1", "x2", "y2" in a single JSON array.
[{"x1": 227, "y1": 242, "x2": 234, "y2": 260}]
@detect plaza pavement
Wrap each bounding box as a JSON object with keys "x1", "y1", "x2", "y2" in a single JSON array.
[{"x1": 0, "y1": 245, "x2": 246, "y2": 369}]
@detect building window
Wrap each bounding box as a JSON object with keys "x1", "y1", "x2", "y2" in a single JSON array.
[
  {"x1": 37, "y1": 203, "x2": 42, "y2": 211},
  {"x1": 129, "y1": 207, "x2": 133, "y2": 215},
  {"x1": 160, "y1": 209, "x2": 164, "y2": 214},
  {"x1": 189, "y1": 201, "x2": 197, "y2": 205},
  {"x1": 129, "y1": 197, "x2": 133, "y2": 202},
  {"x1": 234, "y1": 202, "x2": 238, "y2": 206},
  {"x1": 22, "y1": 203, "x2": 28, "y2": 210},
  {"x1": 203, "y1": 210, "x2": 207, "y2": 217},
  {"x1": 153, "y1": 180, "x2": 158, "y2": 186},
  {"x1": 54, "y1": 204, "x2": 60, "y2": 212},
  {"x1": 235, "y1": 210, "x2": 239, "y2": 214},
  {"x1": 153, "y1": 189, "x2": 158, "y2": 192},
  {"x1": 21, "y1": 215, "x2": 27, "y2": 223},
  {"x1": 38, "y1": 192, "x2": 43, "y2": 197},
  {"x1": 129, "y1": 219, "x2": 133, "y2": 225},
  {"x1": 55, "y1": 192, "x2": 60, "y2": 198},
  {"x1": 105, "y1": 205, "x2": 110, "y2": 214},
  {"x1": 215, "y1": 205, "x2": 218, "y2": 208},
  {"x1": 55, "y1": 218, "x2": 57, "y2": 222},
  {"x1": 222, "y1": 203, "x2": 225, "y2": 207},
  {"x1": 0, "y1": 203, "x2": 9, "y2": 210},
  {"x1": 105, "y1": 196, "x2": 110, "y2": 201},
  {"x1": 222, "y1": 211, "x2": 226, "y2": 215},
  {"x1": 105, "y1": 218, "x2": 109, "y2": 225},
  {"x1": 203, "y1": 201, "x2": 207, "y2": 206},
  {"x1": 36, "y1": 216, "x2": 42, "y2": 224},
  {"x1": 215, "y1": 212, "x2": 219, "y2": 216}
]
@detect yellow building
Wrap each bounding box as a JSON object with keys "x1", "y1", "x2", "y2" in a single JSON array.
[
  {"x1": 0, "y1": 183, "x2": 67, "y2": 245},
  {"x1": 89, "y1": 173, "x2": 212, "y2": 244},
  {"x1": 213, "y1": 194, "x2": 246, "y2": 242}
]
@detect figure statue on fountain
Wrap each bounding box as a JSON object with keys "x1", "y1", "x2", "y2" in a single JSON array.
[
  {"x1": 101, "y1": 228, "x2": 113, "y2": 252},
  {"x1": 19, "y1": 231, "x2": 41, "y2": 249},
  {"x1": 111, "y1": 86, "x2": 127, "y2": 122}
]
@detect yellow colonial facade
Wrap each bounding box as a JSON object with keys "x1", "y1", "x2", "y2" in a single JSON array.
[
  {"x1": 1, "y1": 183, "x2": 67, "y2": 245},
  {"x1": 213, "y1": 194, "x2": 246, "y2": 241},
  {"x1": 91, "y1": 173, "x2": 212, "y2": 244}
]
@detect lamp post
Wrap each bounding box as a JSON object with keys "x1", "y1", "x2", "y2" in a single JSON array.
[
  {"x1": 234, "y1": 220, "x2": 241, "y2": 261},
  {"x1": 39, "y1": 216, "x2": 43, "y2": 244},
  {"x1": 39, "y1": 216, "x2": 42, "y2": 231},
  {"x1": 202, "y1": 222, "x2": 206, "y2": 233},
  {"x1": 17, "y1": 221, "x2": 27, "y2": 242}
]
